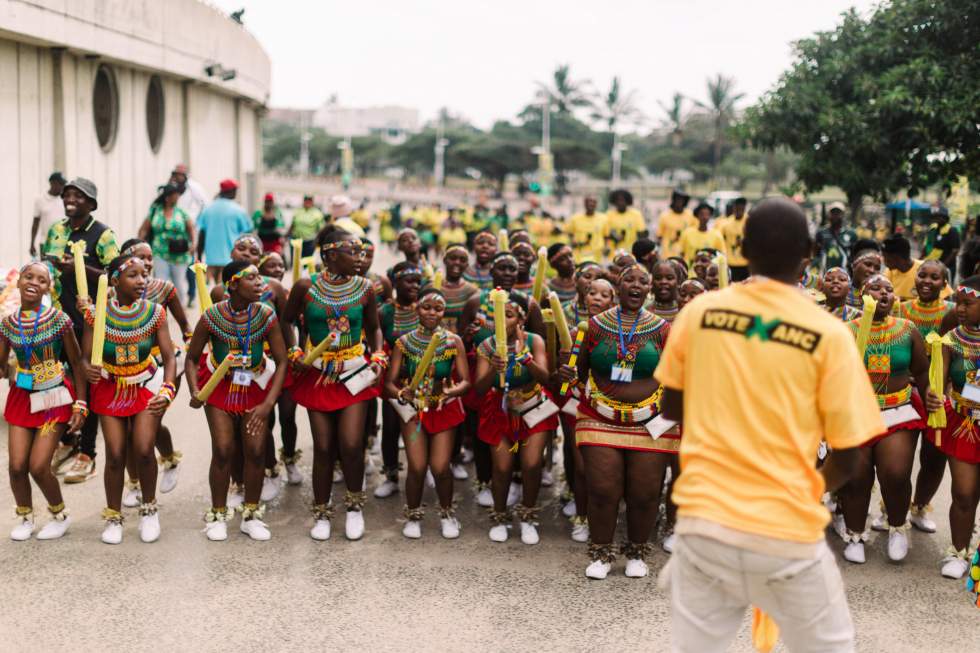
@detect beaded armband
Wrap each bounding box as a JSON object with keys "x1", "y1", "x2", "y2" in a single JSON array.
[
  {"x1": 158, "y1": 382, "x2": 177, "y2": 404},
  {"x1": 370, "y1": 351, "x2": 389, "y2": 370},
  {"x1": 287, "y1": 346, "x2": 304, "y2": 364},
  {"x1": 72, "y1": 400, "x2": 89, "y2": 418}
]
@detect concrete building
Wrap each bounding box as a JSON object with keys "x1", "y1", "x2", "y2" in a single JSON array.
[
  {"x1": 313, "y1": 103, "x2": 419, "y2": 144},
  {"x1": 0, "y1": 0, "x2": 271, "y2": 266}
]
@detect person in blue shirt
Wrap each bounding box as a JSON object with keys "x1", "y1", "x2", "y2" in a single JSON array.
[{"x1": 196, "y1": 179, "x2": 252, "y2": 282}]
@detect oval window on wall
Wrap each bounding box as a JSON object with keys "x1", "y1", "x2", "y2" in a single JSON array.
[
  {"x1": 146, "y1": 75, "x2": 165, "y2": 153},
  {"x1": 92, "y1": 64, "x2": 119, "y2": 152}
]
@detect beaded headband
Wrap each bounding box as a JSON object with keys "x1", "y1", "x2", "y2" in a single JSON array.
[
  {"x1": 397, "y1": 228, "x2": 418, "y2": 239},
  {"x1": 258, "y1": 254, "x2": 271, "y2": 269},
  {"x1": 548, "y1": 246, "x2": 572, "y2": 263},
  {"x1": 321, "y1": 238, "x2": 363, "y2": 253},
  {"x1": 361, "y1": 241, "x2": 375, "y2": 253},
  {"x1": 112, "y1": 257, "x2": 142, "y2": 279},
  {"x1": 618, "y1": 262, "x2": 649, "y2": 283},
  {"x1": 235, "y1": 234, "x2": 262, "y2": 250},
  {"x1": 861, "y1": 273, "x2": 889, "y2": 290},
  {"x1": 229, "y1": 265, "x2": 259, "y2": 284},
  {"x1": 575, "y1": 262, "x2": 602, "y2": 278},
  {"x1": 474, "y1": 232, "x2": 497, "y2": 243},
  {"x1": 957, "y1": 285, "x2": 980, "y2": 298},
  {"x1": 506, "y1": 299, "x2": 527, "y2": 319},
  {"x1": 512, "y1": 242, "x2": 534, "y2": 253},
  {"x1": 121, "y1": 242, "x2": 151, "y2": 257},
  {"x1": 445, "y1": 243, "x2": 468, "y2": 255},
  {"x1": 681, "y1": 279, "x2": 705, "y2": 291},
  {"x1": 824, "y1": 266, "x2": 850, "y2": 280},
  {"x1": 492, "y1": 253, "x2": 519, "y2": 268},
  {"x1": 393, "y1": 266, "x2": 423, "y2": 280},
  {"x1": 852, "y1": 249, "x2": 882, "y2": 265},
  {"x1": 420, "y1": 292, "x2": 447, "y2": 307},
  {"x1": 19, "y1": 261, "x2": 50, "y2": 277}
]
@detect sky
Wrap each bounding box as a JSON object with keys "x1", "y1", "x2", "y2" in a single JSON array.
[{"x1": 211, "y1": 0, "x2": 878, "y2": 129}]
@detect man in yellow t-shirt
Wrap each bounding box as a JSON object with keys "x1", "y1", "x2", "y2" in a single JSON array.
[
  {"x1": 566, "y1": 196, "x2": 606, "y2": 262},
  {"x1": 678, "y1": 202, "x2": 726, "y2": 264},
  {"x1": 604, "y1": 189, "x2": 647, "y2": 254},
  {"x1": 656, "y1": 197, "x2": 884, "y2": 652},
  {"x1": 720, "y1": 197, "x2": 749, "y2": 280},
  {"x1": 656, "y1": 189, "x2": 697, "y2": 259}
]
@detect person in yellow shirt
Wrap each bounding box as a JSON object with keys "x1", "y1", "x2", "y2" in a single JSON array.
[
  {"x1": 437, "y1": 211, "x2": 467, "y2": 253},
  {"x1": 678, "y1": 203, "x2": 726, "y2": 265},
  {"x1": 604, "y1": 189, "x2": 647, "y2": 253},
  {"x1": 566, "y1": 196, "x2": 606, "y2": 262},
  {"x1": 656, "y1": 189, "x2": 697, "y2": 259},
  {"x1": 720, "y1": 197, "x2": 749, "y2": 281},
  {"x1": 712, "y1": 200, "x2": 734, "y2": 235},
  {"x1": 656, "y1": 197, "x2": 885, "y2": 652},
  {"x1": 526, "y1": 211, "x2": 556, "y2": 248}
]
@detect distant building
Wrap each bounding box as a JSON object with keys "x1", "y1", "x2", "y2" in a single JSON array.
[
  {"x1": 0, "y1": 0, "x2": 270, "y2": 266},
  {"x1": 312, "y1": 104, "x2": 419, "y2": 144},
  {"x1": 267, "y1": 107, "x2": 315, "y2": 128}
]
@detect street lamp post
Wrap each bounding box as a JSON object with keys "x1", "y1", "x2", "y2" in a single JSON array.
[
  {"x1": 339, "y1": 136, "x2": 353, "y2": 190},
  {"x1": 434, "y1": 121, "x2": 448, "y2": 187},
  {"x1": 535, "y1": 97, "x2": 553, "y2": 197},
  {"x1": 611, "y1": 136, "x2": 628, "y2": 186}
]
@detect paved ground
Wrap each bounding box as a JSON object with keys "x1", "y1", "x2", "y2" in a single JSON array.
[{"x1": 1, "y1": 245, "x2": 977, "y2": 651}]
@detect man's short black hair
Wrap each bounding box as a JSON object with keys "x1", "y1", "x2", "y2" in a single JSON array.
[
  {"x1": 881, "y1": 234, "x2": 911, "y2": 259},
  {"x1": 742, "y1": 197, "x2": 812, "y2": 277},
  {"x1": 632, "y1": 238, "x2": 656, "y2": 260}
]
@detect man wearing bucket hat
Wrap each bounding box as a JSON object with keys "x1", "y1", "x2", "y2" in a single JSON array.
[
  {"x1": 41, "y1": 176, "x2": 120, "y2": 483},
  {"x1": 814, "y1": 201, "x2": 857, "y2": 273}
]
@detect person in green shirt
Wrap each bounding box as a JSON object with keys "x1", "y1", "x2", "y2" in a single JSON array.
[
  {"x1": 288, "y1": 194, "x2": 325, "y2": 258},
  {"x1": 252, "y1": 193, "x2": 285, "y2": 254},
  {"x1": 137, "y1": 184, "x2": 195, "y2": 304}
]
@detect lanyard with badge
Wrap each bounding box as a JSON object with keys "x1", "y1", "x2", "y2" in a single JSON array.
[
  {"x1": 15, "y1": 310, "x2": 43, "y2": 390},
  {"x1": 232, "y1": 305, "x2": 254, "y2": 387},
  {"x1": 962, "y1": 358, "x2": 980, "y2": 403},
  {"x1": 612, "y1": 307, "x2": 639, "y2": 383}
]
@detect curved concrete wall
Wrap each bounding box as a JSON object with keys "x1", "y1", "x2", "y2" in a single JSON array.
[{"x1": 0, "y1": 0, "x2": 271, "y2": 266}]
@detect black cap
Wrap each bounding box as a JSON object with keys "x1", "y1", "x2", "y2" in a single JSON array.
[
  {"x1": 693, "y1": 202, "x2": 714, "y2": 215},
  {"x1": 49, "y1": 171, "x2": 67, "y2": 184},
  {"x1": 671, "y1": 189, "x2": 690, "y2": 200}
]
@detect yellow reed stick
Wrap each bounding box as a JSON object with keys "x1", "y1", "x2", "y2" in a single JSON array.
[
  {"x1": 715, "y1": 253, "x2": 729, "y2": 289},
  {"x1": 855, "y1": 295, "x2": 877, "y2": 360},
  {"x1": 196, "y1": 353, "x2": 233, "y2": 402},
  {"x1": 532, "y1": 246, "x2": 548, "y2": 303},
  {"x1": 432, "y1": 269, "x2": 444, "y2": 290},
  {"x1": 550, "y1": 291, "x2": 572, "y2": 351},
  {"x1": 925, "y1": 331, "x2": 946, "y2": 444},
  {"x1": 290, "y1": 238, "x2": 302, "y2": 283},
  {"x1": 422, "y1": 255, "x2": 434, "y2": 280},
  {"x1": 90, "y1": 274, "x2": 108, "y2": 366},
  {"x1": 560, "y1": 321, "x2": 588, "y2": 396},
  {"x1": 192, "y1": 262, "x2": 212, "y2": 311},
  {"x1": 70, "y1": 241, "x2": 88, "y2": 298},
  {"x1": 491, "y1": 288, "x2": 507, "y2": 386},
  {"x1": 302, "y1": 332, "x2": 339, "y2": 366},
  {"x1": 498, "y1": 229, "x2": 509, "y2": 252},
  {"x1": 542, "y1": 308, "x2": 556, "y2": 373},
  {"x1": 409, "y1": 330, "x2": 443, "y2": 390}
]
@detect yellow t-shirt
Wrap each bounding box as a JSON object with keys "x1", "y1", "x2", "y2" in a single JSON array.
[
  {"x1": 712, "y1": 216, "x2": 731, "y2": 234},
  {"x1": 527, "y1": 215, "x2": 556, "y2": 248},
  {"x1": 437, "y1": 225, "x2": 467, "y2": 250},
  {"x1": 720, "y1": 216, "x2": 748, "y2": 266},
  {"x1": 655, "y1": 279, "x2": 885, "y2": 544},
  {"x1": 566, "y1": 213, "x2": 606, "y2": 261},
  {"x1": 678, "y1": 227, "x2": 727, "y2": 264},
  {"x1": 656, "y1": 209, "x2": 697, "y2": 259},
  {"x1": 885, "y1": 259, "x2": 953, "y2": 301},
  {"x1": 604, "y1": 208, "x2": 645, "y2": 250}
]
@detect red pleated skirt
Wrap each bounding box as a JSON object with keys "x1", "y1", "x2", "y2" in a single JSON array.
[
  {"x1": 477, "y1": 389, "x2": 559, "y2": 447},
  {"x1": 197, "y1": 354, "x2": 272, "y2": 414},
  {"x1": 415, "y1": 397, "x2": 465, "y2": 434},
  {"x1": 864, "y1": 391, "x2": 925, "y2": 448},
  {"x1": 90, "y1": 376, "x2": 154, "y2": 417},
  {"x1": 926, "y1": 401, "x2": 980, "y2": 464},
  {"x1": 4, "y1": 378, "x2": 75, "y2": 428},
  {"x1": 289, "y1": 359, "x2": 380, "y2": 413}
]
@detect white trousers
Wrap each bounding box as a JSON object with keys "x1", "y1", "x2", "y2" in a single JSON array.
[{"x1": 663, "y1": 534, "x2": 855, "y2": 653}]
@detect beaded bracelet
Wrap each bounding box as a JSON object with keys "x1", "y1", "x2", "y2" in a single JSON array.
[
  {"x1": 158, "y1": 382, "x2": 177, "y2": 404},
  {"x1": 72, "y1": 400, "x2": 89, "y2": 418},
  {"x1": 183, "y1": 330, "x2": 194, "y2": 342},
  {"x1": 287, "y1": 346, "x2": 304, "y2": 364},
  {"x1": 517, "y1": 350, "x2": 534, "y2": 366},
  {"x1": 370, "y1": 352, "x2": 389, "y2": 369}
]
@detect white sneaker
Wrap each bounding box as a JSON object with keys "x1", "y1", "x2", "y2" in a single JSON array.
[
  {"x1": 261, "y1": 475, "x2": 282, "y2": 502},
  {"x1": 333, "y1": 466, "x2": 344, "y2": 484},
  {"x1": 101, "y1": 521, "x2": 123, "y2": 545},
  {"x1": 139, "y1": 513, "x2": 161, "y2": 543},
  {"x1": 625, "y1": 558, "x2": 649, "y2": 578},
  {"x1": 941, "y1": 555, "x2": 970, "y2": 579},
  {"x1": 227, "y1": 486, "x2": 245, "y2": 510},
  {"x1": 520, "y1": 521, "x2": 539, "y2": 545},
  {"x1": 541, "y1": 469, "x2": 554, "y2": 487},
  {"x1": 205, "y1": 521, "x2": 228, "y2": 541},
  {"x1": 451, "y1": 463, "x2": 469, "y2": 480},
  {"x1": 460, "y1": 447, "x2": 474, "y2": 464},
  {"x1": 832, "y1": 513, "x2": 848, "y2": 540},
  {"x1": 159, "y1": 465, "x2": 180, "y2": 494},
  {"x1": 345, "y1": 511, "x2": 365, "y2": 540},
  {"x1": 310, "y1": 519, "x2": 331, "y2": 541},
  {"x1": 871, "y1": 513, "x2": 889, "y2": 532},
  {"x1": 122, "y1": 484, "x2": 142, "y2": 508},
  {"x1": 910, "y1": 510, "x2": 937, "y2": 534},
  {"x1": 440, "y1": 517, "x2": 461, "y2": 539},
  {"x1": 662, "y1": 533, "x2": 677, "y2": 554},
  {"x1": 402, "y1": 520, "x2": 422, "y2": 539},
  {"x1": 373, "y1": 479, "x2": 399, "y2": 499},
  {"x1": 562, "y1": 500, "x2": 577, "y2": 518},
  {"x1": 10, "y1": 516, "x2": 34, "y2": 541},
  {"x1": 586, "y1": 560, "x2": 611, "y2": 580},
  {"x1": 285, "y1": 463, "x2": 303, "y2": 485},
  {"x1": 476, "y1": 486, "x2": 493, "y2": 507},
  {"x1": 365, "y1": 455, "x2": 377, "y2": 476},
  {"x1": 489, "y1": 524, "x2": 509, "y2": 542},
  {"x1": 506, "y1": 482, "x2": 521, "y2": 507},
  {"x1": 843, "y1": 540, "x2": 866, "y2": 564},
  {"x1": 36, "y1": 516, "x2": 71, "y2": 540},
  {"x1": 426, "y1": 469, "x2": 436, "y2": 488},
  {"x1": 570, "y1": 521, "x2": 589, "y2": 543},
  {"x1": 887, "y1": 528, "x2": 909, "y2": 562},
  {"x1": 240, "y1": 518, "x2": 271, "y2": 541}
]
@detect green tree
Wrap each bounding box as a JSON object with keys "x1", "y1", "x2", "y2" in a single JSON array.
[
  {"x1": 534, "y1": 64, "x2": 594, "y2": 115},
  {"x1": 693, "y1": 74, "x2": 745, "y2": 183},
  {"x1": 658, "y1": 92, "x2": 686, "y2": 146}
]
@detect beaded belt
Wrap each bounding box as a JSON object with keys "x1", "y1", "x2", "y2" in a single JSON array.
[
  {"x1": 206, "y1": 353, "x2": 266, "y2": 375},
  {"x1": 103, "y1": 357, "x2": 157, "y2": 385},
  {"x1": 585, "y1": 376, "x2": 661, "y2": 424},
  {"x1": 950, "y1": 389, "x2": 980, "y2": 420},
  {"x1": 311, "y1": 343, "x2": 366, "y2": 370},
  {"x1": 503, "y1": 384, "x2": 543, "y2": 414},
  {"x1": 16, "y1": 360, "x2": 65, "y2": 391},
  {"x1": 876, "y1": 385, "x2": 912, "y2": 410}
]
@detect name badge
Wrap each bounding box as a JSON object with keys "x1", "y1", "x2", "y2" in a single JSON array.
[
  {"x1": 15, "y1": 371, "x2": 33, "y2": 391},
  {"x1": 232, "y1": 369, "x2": 254, "y2": 387},
  {"x1": 610, "y1": 366, "x2": 633, "y2": 383},
  {"x1": 962, "y1": 382, "x2": 980, "y2": 403}
]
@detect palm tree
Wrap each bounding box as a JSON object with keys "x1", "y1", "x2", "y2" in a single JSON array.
[
  {"x1": 658, "y1": 93, "x2": 686, "y2": 146},
  {"x1": 591, "y1": 77, "x2": 644, "y2": 183},
  {"x1": 535, "y1": 64, "x2": 594, "y2": 115},
  {"x1": 694, "y1": 74, "x2": 745, "y2": 182}
]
